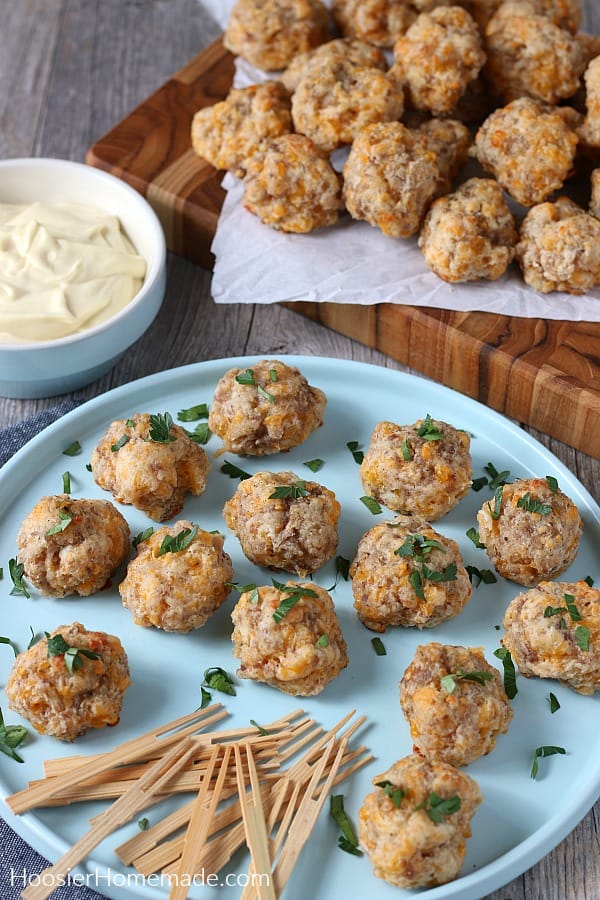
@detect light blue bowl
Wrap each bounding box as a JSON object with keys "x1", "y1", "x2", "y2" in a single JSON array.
[{"x1": 0, "y1": 158, "x2": 167, "y2": 398}]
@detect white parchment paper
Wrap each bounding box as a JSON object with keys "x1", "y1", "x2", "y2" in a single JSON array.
[{"x1": 200, "y1": 0, "x2": 600, "y2": 320}]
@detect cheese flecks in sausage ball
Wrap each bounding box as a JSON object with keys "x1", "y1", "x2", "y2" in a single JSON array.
[
  {"x1": 223, "y1": 471, "x2": 340, "y2": 576},
  {"x1": 516, "y1": 196, "x2": 600, "y2": 294},
  {"x1": 291, "y1": 59, "x2": 404, "y2": 154},
  {"x1": 391, "y1": 6, "x2": 486, "y2": 116},
  {"x1": 242, "y1": 134, "x2": 344, "y2": 233},
  {"x1": 359, "y1": 754, "x2": 483, "y2": 889},
  {"x1": 415, "y1": 118, "x2": 472, "y2": 196},
  {"x1": 350, "y1": 515, "x2": 472, "y2": 632},
  {"x1": 281, "y1": 37, "x2": 387, "y2": 92},
  {"x1": 399, "y1": 643, "x2": 513, "y2": 766},
  {"x1": 477, "y1": 476, "x2": 583, "y2": 585},
  {"x1": 5, "y1": 622, "x2": 130, "y2": 742},
  {"x1": 15, "y1": 494, "x2": 129, "y2": 598},
  {"x1": 231, "y1": 582, "x2": 348, "y2": 695},
  {"x1": 331, "y1": 0, "x2": 416, "y2": 48},
  {"x1": 224, "y1": 0, "x2": 330, "y2": 71},
  {"x1": 190, "y1": 82, "x2": 292, "y2": 178},
  {"x1": 419, "y1": 177, "x2": 517, "y2": 283},
  {"x1": 484, "y1": 2, "x2": 586, "y2": 105},
  {"x1": 91, "y1": 412, "x2": 210, "y2": 523},
  {"x1": 502, "y1": 580, "x2": 600, "y2": 694},
  {"x1": 119, "y1": 521, "x2": 233, "y2": 632},
  {"x1": 343, "y1": 122, "x2": 440, "y2": 239},
  {"x1": 471, "y1": 98, "x2": 578, "y2": 207},
  {"x1": 208, "y1": 359, "x2": 326, "y2": 456},
  {"x1": 359, "y1": 417, "x2": 472, "y2": 520}
]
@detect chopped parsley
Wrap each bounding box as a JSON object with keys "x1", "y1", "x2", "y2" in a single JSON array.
[
  {"x1": 199, "y1": 686, "x2": 212, "y2": 709},
  {"x1": 371, "y1": 637, "x2": 387, "y2": 656},
  {"x1": 177, "y1": 403, "x2": 209, "y2": 422},
  {"x1": 220, "y1": 460, "x2": 251, "y2": 481},
  {"x1": 250, "y1": 719, "x2": 268, "y2": 735},
  {"x1": 360, "y1": 496, "x2": 382, "y2": 515},
  {"x1": 488, "y1": 485, "x2": 504, "y2": 520},
  {"x1": 516, "y1": 492, "x2": 552, "y2": 515},
  {"x1": 138, "y1": 818, "x2": 150, "y2": 831},
  {"x1": 346, "y1": 441, "x2": 364, "y2": 464},
  {"x1": 0, "y1": 707, "x2": 28, "y2": 763},
  {"x1": 548, "y1": 692, "x2": 560, "y2": 714},
  {"x1": 62, "y1": 471, "x2": 71, "y2": 494},
  {"x1": 185, "y1": 422, "x2": 211, "y2": 445},
  {"x1": 563, "y1": 593, "x2": 582, "y2": 621},
  {"x1": 46, "y1": 632, "x2": 100, "y2": 675},
  {"x1": 202, "y1": 667, "x2": 236, "y2": 697},
  {"x1": 303, "y1": 458, "x2": 324, "y2": 473},
  {"x1": 132, "y1": 526, "x2": 154, "y2": 549},
  {"x1": 395, "y1": 533, "x2": 456, "y2": 598},
  {"x1": 269, "y1": 369, "x2": 278, "y2": 382},
  {"x1": 46, "y1": 507, "x2": 73, "y2": 536},
  {"x1": 466, "y1": 527, "x2": 485, "y2": 549},
  {"x1": 484, "y1": 462, "x2": 511, "y2": 489},
  {"x1": 226, "y1": 582, "x2": 259, "y2": 604},
  {"x1": 62, "y1": 440, "x2": 81, "y2": 457},
  {"x1": 110, "y1": 434, "x2": 130, "y2": 452},
  {"x1": 441, "y1": 670, "x2": 494, "y2": 694},
  {"x1": 272, "y1": 581, "x2": 318, "y2": 623},
  {"x1": 400, "y1": 438, "x2": 411, "y2": 461},
  {"x1": 493, "y1": 647, "x2": 517, "y2": 699},
  {"x1": 546, "y1": 475, "x2": 559, "y2": 493},
  {"x1": 416, "y1": 415, "x2": 443, "y2": 441},
  {"x1": 375, "y1": 780, "x2": 406, "y2": 807},
  {"x1": 330, "y1": 794, "x2": 362, "y2": 857},
  {"x1": 316, "y1": 633, "x2": 330, "y2": 648},
  {"x1": 415, "y1": 792, "x2": 461, "y2": 823},
  {"x1": 471, "y1": 476, "x2": 488, "y2": 492},
  {"x1": 148, "y1": 412, "x2": 176, "y2": 444},
  {"x1": 466, "y1": 565, "x2": 497, "y2": 587},
  {"x1": 8, "y1": 558, "x2": 30, "y2": 598},
  {"x1": 395, "y1": 534, "x2": 444, "y2": 559},
  {"x1": 0, "y1": 636, "x2": 17, "y2": 658},
  {"x1": 530, "y1": 745, "x2": 566, "y2": 780},
  {"x1": 157, "y1": 525, "x2": 198, "y2": 556},
  {"x1": 269, "y1": 480, "x2": 309, "y2": 500},
  {"x1": 574, "y1": 625, "x2": 590, "y2": 652},
  {"x1": 235, "y1": 368, "x2": 255, "y2": 386},
  {"x1": 585, "y1": 575, "x2": 594, "y2": 587},
  {"x1": 257, "y1": 384, "x2": 275, "y2": 403},
  {"x1": 409, "y1": 570, "x2": 425, "y2": 600}
]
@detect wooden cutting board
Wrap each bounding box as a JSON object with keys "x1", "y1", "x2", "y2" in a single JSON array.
[{"x1": 87, "y1": 37, "x2": 600, "y2": 460}]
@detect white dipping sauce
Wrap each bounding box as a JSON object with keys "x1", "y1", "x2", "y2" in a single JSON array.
[{"x1": 0, "y1": 201, "x2": 147, "y2": 343}]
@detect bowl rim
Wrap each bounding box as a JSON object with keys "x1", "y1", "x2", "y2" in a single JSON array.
[{"x1": 0, "y1": 156, "x2": 167, "y2": 352}]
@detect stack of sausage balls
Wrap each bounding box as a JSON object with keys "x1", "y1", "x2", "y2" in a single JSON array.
[
  {"x1": 192, "y1": 0, "x2": 600, "y2": 295},
  {"x1": 5, "y1": 356, "x2": 596, "y2": 891}
]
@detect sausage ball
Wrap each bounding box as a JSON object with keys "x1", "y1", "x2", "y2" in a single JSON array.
[
  {"x1": 471, "y1": 97, "x2": 578, "y2": 206},
  {"x1": 5, "y1": 622, "x2": 130, "y2": 742},
  {"x1": 91, "y1": 412, "x2": 210, "y2": 522},
  {"x1": 343, "y1": 122, "x2": 440, "y2": 238},
  {"x1": 208, "y1": 359, "x2": 326, "y2": 456},
  {"x1": 350, "y1": 515, "x2": 472, "y2": 632},
  {"x1": 476, "y1": 476, "x2": 583, "y2": 585},
  {"x1": 223, "y1": 0, "x2": 330, "y2": 71},
  {"x1": 400, "y1": 643, "x2": 513, "y2": 766},
  {"x1": 119, "y1": 521, "x2": 233, "y2": 632},
  {"x1": 483, "y1": 2, "x2": 585, "y2": 105},
  {"x1": 15, "y1": 494, "x2": 129, "y2": 598},
  {"x1": 358, "y1": 754, "x2": 482, "y2": 889},
  {"x1": 331, "y1": 0, "x2": 416, "y2": 48},
  {"x1": 590, "y1": 168, "x2": 600, "y2": 219},
  {"x1": 242, "y1": 134, "x2": 344, "y2": 232},
  {"x1": 291, "y1": 59, "x2": 404, "y2": 153},
  {"x1": 359, "y1": 417, "x2": 472, "y2": 520},
  {"x1": 516, "y1": 197, "x2": 600, "y2": 294},
  {"x1": 577, "y1": 57, "x2": 600, "y2": 153},
  {"x1": 190, "y1": 82, "x2": 292, "y2": 178},
  {"x1": 280, "y1": 37, "x2": 387, "y2": 92},
  {"x1": 391, "y1": 7, "x2": 486, "y2": 115},
  {"x1": 231, "y1": 582, "x2": 348, "y2": 695},
  {"x1": 223, "y1": 471, "x2": 340, "y2": 576},
  {"x1": 419, "y1": 177, "x2": 517, "y2": 283},
  {"x1": 502, "y1": 580, "x2": 600, "y2": 694},
  {"x1": 415, "y1": 118, "x2": 472, "y2": 195},
  {"x1": 525, "y1": 0, "x2": 582, "y2": 32}
]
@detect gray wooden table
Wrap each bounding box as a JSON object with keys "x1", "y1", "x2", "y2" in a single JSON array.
[{"x1": 1, "y1": 2, "x2": 600, "y2": 898}]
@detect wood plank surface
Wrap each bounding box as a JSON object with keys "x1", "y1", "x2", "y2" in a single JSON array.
[
  {"x1": 2, "y1": 4, "x2": 600, "y2": 900},
  {"x1": 87, "y1": 33, "x2": 600, "y2": 459}
]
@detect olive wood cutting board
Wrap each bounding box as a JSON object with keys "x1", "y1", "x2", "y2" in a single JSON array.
[{"x1": 87, "y1": 37, "x2": 600, "y2": 460}]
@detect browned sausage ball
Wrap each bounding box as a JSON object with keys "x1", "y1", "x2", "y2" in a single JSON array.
[
  {"x1": 190, "y1": 82, "x2": 292, "y2": 178},
  {"x1": 350, "y1": 515, "x2": 472, "y2": 632},
  {"x1": 502, "y1": 580, "x2": 600, "y2": 694},
  {"x1": 359, "y1": 416, "x2": 472, "y2": 519},
  {"x1": 483, "y1": 2, "x2": 585, "y2": 105},
  {"x1": 471, "y1": 97, "x2": 578, "y2": 206},
  {"x1": 223, "y1": 470, "x2": 340, "y2": 575},
  {"x1": 231, "y1": 582, "x2": 348, "y2": 694},
  {"x1": 476, "y1": 476, "x2": 583, "y2": 585},
  {"x1": 358, "y1": 753, "x2": 482, "y2": 888},
  {"x1": 419, "y1": 177, "x2": 517, "y2": 282},
  {"x1": 224, "y1": 0, "x2": 330, "y2": 71},
  {"x1": 242, "y1": 133, "x2": 344, "y2": 232},
  {"x1": 208, "y1": 359, "x2": 326, "y2": 455},
  {"x1": 399, "y1": 642, "x2": 513, "y2": 766},
  {"x1": 415, "y1": 118, "x2": 472, "y2": 195},
  {"x1": 280, "y1": 37, "x2": 387, "y2": 92},
  {"x1": 15, "y1": 494, "x2": 129, "y2": 597},
  {"x1": 516, "y1": 196, "x2": 600, "y2": 294},
  {"x1": 5, "y1": 622, "x2": 130, "y2": 742},
  {"x1": 392, "y1": 6, "x2": 486, "y2": 115},
  {"x1": 91, "y1": 412, "x2": 210, "y2": 522},
  {"x1": 331, "y1": 0, "x2": 416, "y2": 47},
  {"x1": 343, "y1": 122, "x2": 440, "y2": 238},
  {"x1": 119, "y1": 521, "x2": 233, "y2": 632}
]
